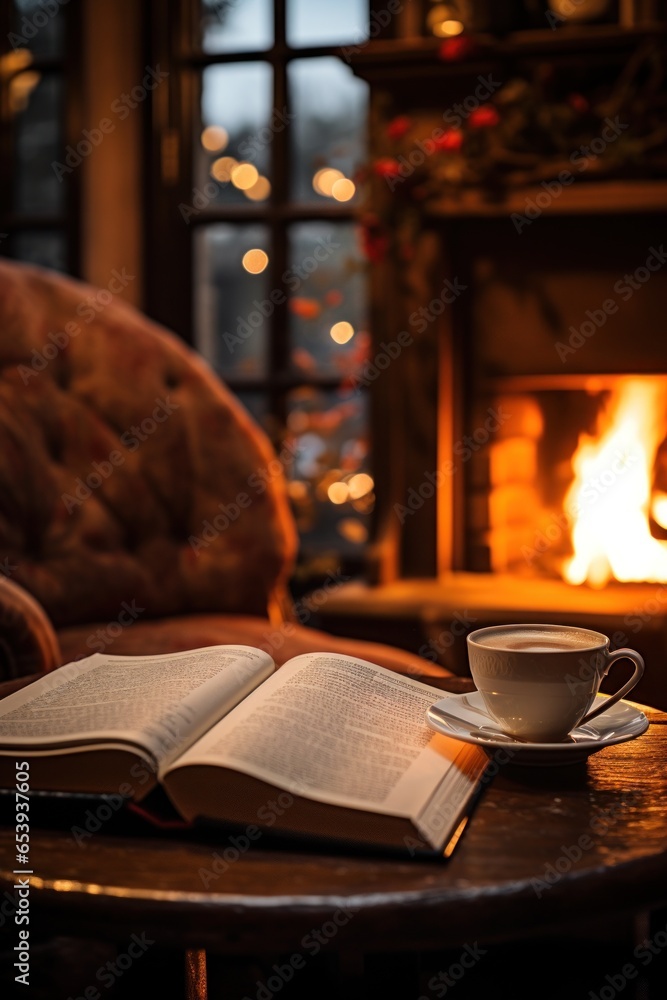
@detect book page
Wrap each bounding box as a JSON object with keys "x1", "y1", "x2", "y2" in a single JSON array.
[
  {"x1": 167, "y1": 653, "x2": 488, "y2": 823},
  {"x1": 0, "y1": 645, "x2": 274, "y2": 770}
]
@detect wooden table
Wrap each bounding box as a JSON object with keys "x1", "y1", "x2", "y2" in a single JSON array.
[{"x1": 2, "y1": 686, "x2": 667, "y2": 999}]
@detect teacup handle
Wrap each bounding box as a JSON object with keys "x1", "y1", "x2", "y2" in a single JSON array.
[{"x1": 580, "y1": 648, "x2": 645, "y2": 726}]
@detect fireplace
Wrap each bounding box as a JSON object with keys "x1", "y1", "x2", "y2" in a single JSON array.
[
  {"x1": 359, "y1": 211, "x2": 667, "y2": 709},
  {"x1": 459, "y1": 214, "x2": 667, "y2": 585},
  {"x1": 315, "y1": 21, "x2": 667, "y2": 709}
]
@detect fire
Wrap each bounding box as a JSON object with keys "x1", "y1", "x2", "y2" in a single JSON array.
[{"x1": 564, "y1": 379, "x2": 667, "y2": 587}]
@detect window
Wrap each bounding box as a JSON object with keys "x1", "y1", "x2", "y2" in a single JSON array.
[
  {"x1": 150, "y1": 0, "x2": 373, "y2": 577},
  {"x1": 0, "y1": 0, "x2": 80, "y2": 273}
]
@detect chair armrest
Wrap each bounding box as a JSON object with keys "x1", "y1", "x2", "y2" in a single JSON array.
[{"x1": 0, "y1": 577, "x2": 61, "y2": 681}]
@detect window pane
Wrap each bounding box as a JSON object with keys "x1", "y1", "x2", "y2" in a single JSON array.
[
  {"x1": 194, "y1": 224, "x2": 270, "y2": 379},
  {"x1": 287, "y1": 0, "x2": 369, "y2": 47},
  {"x1": 12, "y1": 0, "x2": 65, "y2": 58},
  {"x1": 12, "y1": 230, "x2": 67, "y2": 271},
  {"x1": 196, "y1": 62, "x2": 273, "y2": 207},
  {"x1": 286, "y1": 387, "x2": 372, "y2": 557},
  {"x1": 14, "y1": 72, "x2": 63, "y2": 215},
  {"x1": 235, "y1": 391, "x2": 273, "y2": 436},
  {"x1": 200, "y1": 0, "x2": 273, "y2": 53},
  {"x1": 288, "y1": 221, "x2": 368, "y2": 377},
  {"x1": 289, "y1": 57, "x2": 367, "y2": 203}
]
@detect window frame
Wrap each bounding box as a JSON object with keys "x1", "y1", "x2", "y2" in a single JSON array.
[
  {"x1": 144, "y1": 0, "x2": 377, "y2": 578},
  {"x1": 144, "y1": 0, "x2": 365, "y2": 429},
  {"x1": 0, "y1": 0, "x2": 83, "y2": 276}
]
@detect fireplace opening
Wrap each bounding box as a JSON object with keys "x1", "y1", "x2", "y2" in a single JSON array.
[
  {"x1": 457, "y1": 214, "x2": 667, "y2": 592},
  {"x1": 481, "y1": 377, "x2": 667, "y2": 586}
]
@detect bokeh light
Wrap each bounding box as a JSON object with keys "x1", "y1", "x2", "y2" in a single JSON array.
[
  {"x1": 245, "y1": 176, "x2": 271, "y2": 201},
  {"x1": 210, "y1": 156, "x2": 237, "y2": 182},
  {"x1": 313, "y1": 167, "x2": 344, "y2": 197},
  {"x1": 242, "y1": 249, "x2": 269, "y2": 273},
  {"x1": 231, "y1": 162, "x2": 260, "y2": 190},
  {"x1": 337, "y1": 518, "x2": 369, "y2": 543},
  {"x1": 348, "y1": 472, "x2": 374, "y2": 499},
  {"x1": 201, "y1": 125, "x2": 229, "y2": 152},
  {"x1": 330, "y1": 321, "x2": 354, "y2": 344},
  {"x1": 327, "y1": 481, "x2": 349, "y2": 504},
  {"x1": 332, "y1": 178, "x2": 355, "y2": 202}
]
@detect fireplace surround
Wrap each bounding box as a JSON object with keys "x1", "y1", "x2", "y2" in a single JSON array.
[{"x1": 314, "y1": 20, "x2": 667, "y2": 710}]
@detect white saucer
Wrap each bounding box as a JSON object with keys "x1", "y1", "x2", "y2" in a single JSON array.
[{"x1": 426, "y1": 691, "x2": 649, "y2": 766}]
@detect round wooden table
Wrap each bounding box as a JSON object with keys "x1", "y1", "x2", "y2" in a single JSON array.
[{"x1": 2, "y1": 692, "x2": 667, "y2": 998}]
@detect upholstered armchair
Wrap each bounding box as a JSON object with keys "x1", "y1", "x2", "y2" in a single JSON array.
[{"x1": 0, "y1": 259, "x2": 453, "y2": 695}]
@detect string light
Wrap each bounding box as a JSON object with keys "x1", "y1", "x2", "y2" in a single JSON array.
[
  {"x1": 231, "y1": 163, "x2": 259, "y2": 190},
  {"x1": 313, "y1": 168, "x2": 344, "y2": 197},
  {"x1": 348, "y1": 473, "x2": 374, "y2": 499},
  {"x1": 201, "y1": 125, "x2": 228, "y2": 152},
  {"x1": 338, "y1": 518, "x2": 369, "y2": 544},
  {"x1": 435, "y1": 18, "x2": 464, "y2": 36},
  {"x1": 332, "y1": 178, "x2": 356, "y2": 202},
  {"x1": 330, "y1": 321, "x2": 354, "y2": 344},
  {"x1": 242, "y1": 249, "x2": 269, "y2": 274},
  {"x1": 245, "y1": 176, "x2": 271, "y2": 201},
  {"x1": 427, "y1": 4, "x2": 465, "y2": 36},
  {"x1": 210, "y1": 156, "x2": 237, "y2": 182},
  {"x1": 8, "y1": 70, "x2": 40, "y2": 114},
  {"x1": 327, "y1": 482, "x2": 349, "y2": 504}
]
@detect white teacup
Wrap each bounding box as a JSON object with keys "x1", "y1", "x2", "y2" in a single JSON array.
[{"x1": 466, "y1": 623, "x2": 645, "y2": 742}]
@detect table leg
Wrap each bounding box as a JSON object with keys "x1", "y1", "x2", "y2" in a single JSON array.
[{"x1": 185, "y1": 948, "x2": 207, "y2": 1000}]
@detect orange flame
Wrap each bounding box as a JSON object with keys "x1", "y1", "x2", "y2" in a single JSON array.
[{"x1": 564, "y1": 379, "x2": 667, "y2": 587}]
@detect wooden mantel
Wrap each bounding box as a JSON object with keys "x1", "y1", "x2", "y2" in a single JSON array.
[{"x1": 345, "y1": 23, "x2": 667, "y2": 85}]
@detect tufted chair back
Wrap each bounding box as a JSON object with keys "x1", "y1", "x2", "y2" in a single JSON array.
[{"x1": 0, "y1": 260, "x2": 297, "y2": 628}]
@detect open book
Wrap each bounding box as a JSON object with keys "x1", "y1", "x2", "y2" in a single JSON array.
[{"x1": 0, "y1": 646, "x2": 490, "y2": 857}]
